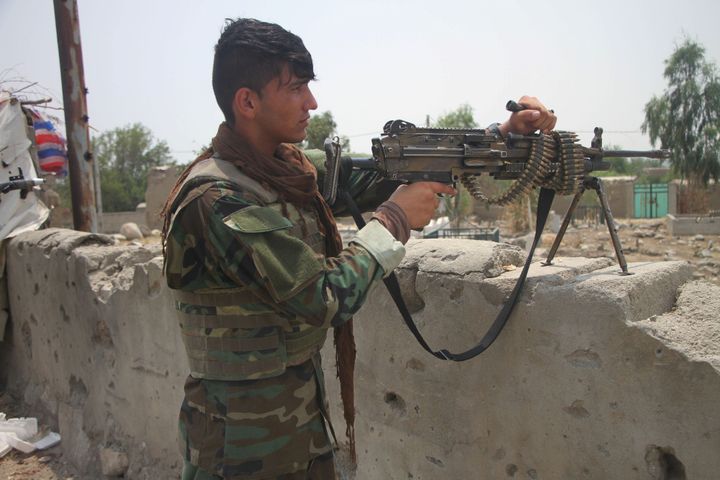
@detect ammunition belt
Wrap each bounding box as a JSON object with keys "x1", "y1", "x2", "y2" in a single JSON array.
[{"x1": 461, "y1": 130, "x2": 583, "y2": 204}]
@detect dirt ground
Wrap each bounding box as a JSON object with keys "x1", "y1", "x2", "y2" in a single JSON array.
[
  {"x1": 0, "y1": 393, "x2": 79, "y2": 480},
  {"x1": 0, "y1": 216, "x2": 716, "y2": 479},
  {"x1": 532, "y1": 217, "x2": 720, "y2": 286}
]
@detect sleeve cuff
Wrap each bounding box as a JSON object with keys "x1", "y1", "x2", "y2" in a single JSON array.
[{"x1": 350, "y1": 220, "x2": 406, "y2": 277}]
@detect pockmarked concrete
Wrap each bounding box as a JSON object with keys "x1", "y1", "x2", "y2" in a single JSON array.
[
  {"x1": 2, "y1": 230, "x2": 718, "y2": 479},
  {"x1": 3, "y1": 229, "x2": 186, "y2": 479},
  {"x1": 323, "y1": 239, "x2": 719, "y2": 480}
]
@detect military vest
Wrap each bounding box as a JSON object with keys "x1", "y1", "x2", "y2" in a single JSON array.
[{"x1": 167, "y1": 156, "x2": 329, "y2": 381}]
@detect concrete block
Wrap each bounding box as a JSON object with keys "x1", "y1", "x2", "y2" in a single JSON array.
[{"x1": 667, "y1": 213, "x2": 720, "y2": 236}]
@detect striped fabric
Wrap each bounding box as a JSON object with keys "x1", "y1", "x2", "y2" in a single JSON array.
[{"x1": 29, "y1": 110, "x2": 67, "y2": 175}]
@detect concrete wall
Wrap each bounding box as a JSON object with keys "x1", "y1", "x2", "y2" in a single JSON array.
[
  {"x1": 2, "y1": 229, "x2": 719, "y2": 479},
  {"x1": 100, "y1": 208, "x2": 147, "y2": 234},
  {"x1": 145, "y1": 165, "x2": 180, "y2": 231}
]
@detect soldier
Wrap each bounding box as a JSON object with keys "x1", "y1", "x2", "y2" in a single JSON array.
[{"x1": 161, "y1": 17, "x2": 555, "y2": 480}]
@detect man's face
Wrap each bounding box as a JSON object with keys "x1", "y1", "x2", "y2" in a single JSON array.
[{"x1": 254, "y1": 66, "x2": 318, "y2": 146}]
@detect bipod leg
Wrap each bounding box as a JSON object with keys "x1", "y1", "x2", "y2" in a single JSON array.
[
  {"x1": 587, "y1": 177, "x2": 632, "y2": 275},
  {"x1": 543, "y1": 186, "x2": 585, "y2": 266}
]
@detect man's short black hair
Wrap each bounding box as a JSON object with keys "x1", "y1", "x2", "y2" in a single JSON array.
[{"x1": 212, "y1": 18, "x2": 315, "y2": 125}]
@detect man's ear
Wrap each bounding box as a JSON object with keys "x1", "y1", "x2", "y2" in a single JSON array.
[{"x1": 232, "y1": 87, "x2": 260, "y2": 121}]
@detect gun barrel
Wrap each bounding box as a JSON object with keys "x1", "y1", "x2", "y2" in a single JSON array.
[{"x1": 584, "y1": 147, "x2": 670, "y2": 159}]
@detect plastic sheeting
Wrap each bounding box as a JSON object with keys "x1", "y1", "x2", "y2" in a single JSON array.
[{"x1": 0, "y1": 92, "x2": 49, "y2": 241}]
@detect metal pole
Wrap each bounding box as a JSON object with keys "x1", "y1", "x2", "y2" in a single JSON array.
[{"x1": 53, "y1": 0, "x2": 97, "y2": 232}]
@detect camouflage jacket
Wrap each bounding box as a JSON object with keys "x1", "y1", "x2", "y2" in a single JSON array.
[{"x1": 165, "y1": 151, "x2": 404, "y2": 478}]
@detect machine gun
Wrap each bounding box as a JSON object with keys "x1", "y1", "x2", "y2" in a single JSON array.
[
  {"x1": 324, "y1": 102, "x2": 669, "y2": 274},
  {"x1": 322, "y1": 104, "x2": 669, "y2": 362}
]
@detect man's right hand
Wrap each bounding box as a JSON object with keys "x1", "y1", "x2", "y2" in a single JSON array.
[{"x1": 388, "y1": 182, "x2": 457, "y2": 229}]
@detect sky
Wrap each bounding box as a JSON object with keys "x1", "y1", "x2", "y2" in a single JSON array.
[{"x1": 2, "y1": 0, "x2": 720, "y2": 164}]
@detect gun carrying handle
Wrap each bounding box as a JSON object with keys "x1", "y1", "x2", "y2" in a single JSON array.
[
  {"x1": 506, "y1": 100, "x2": 555, "y2": 115},
  {"x1": 506, "y1": 100, "x2": 527, "y2": 112}
]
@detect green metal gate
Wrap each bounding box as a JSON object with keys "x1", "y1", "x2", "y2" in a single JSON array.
[{"x1": 634, "y1": 183, "x2": 668, "y2": 218}]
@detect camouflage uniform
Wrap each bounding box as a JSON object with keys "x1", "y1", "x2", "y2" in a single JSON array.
[{"x1": 164, "y1": 152, "x2": 403, "y2": 479}]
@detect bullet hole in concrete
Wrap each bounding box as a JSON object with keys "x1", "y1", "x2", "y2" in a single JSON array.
[
  {"x1": 405, "y1": 358, "x2": 426, "y2": 371},
  {"x1": 71, "y1": 281, "x2": 75, "y2": 287},
  {"x1": 59, "y1": 305, "x2": 70, "y2": 323},
  {"x1": 655, "y1": 348, "x2": 663, "y2": 358},
  {"x1": 493, "y1": 447, "x2": 506, "y2": 460},
  {"x1": 563, "y1": 400, "x2": 590, "y2": 418},
  {"x1": 54, "y1": 351, "x2": 58, "y2": 363},
  {"x1": 69, "y1": 375, "x2": 89, "y2": 407},
  {"x1": 33, "y1": 283, "x2": 39, "y2": 296},
  {"x1": 645, "y1": 445, "x2": 686, "y2": 480},
  {"x1": 564, "y1": 349, "x2": 602, "y2": 368},
  {"x1": 449, "y1": 284, "x2": 463, "y2": 300},
  {"x1": 389, "y1": 355, "x2": 395, "y2": 363},
  {"x1": 92, "y1": 319, "x2": 114, "y2": 347},
  {"x1": 29, "y1": 314, "x2": 37, "y2": 325},
  {"x1": 505, "y1": 463, "x2": 518, "y2": 477},
  {"x1": 20, "y1": 321, "x2": 32, "y2": 357},
  {"x1": 384, "y1": 391, "x2": 407, "y2": 415},
  {"x1": 43, "y1": 273, "x2": 47, "y2": 280},
  {"x1": 425, "y1": 456, "x2": 444, "y2": 467},
  {"x1": 25, "y1": 265, "x2": 31, "y2": 274}
]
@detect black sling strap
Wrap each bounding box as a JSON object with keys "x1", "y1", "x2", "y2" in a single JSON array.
[{"x1": 341, "y1": 187, "x2": 556, "y2": 361}]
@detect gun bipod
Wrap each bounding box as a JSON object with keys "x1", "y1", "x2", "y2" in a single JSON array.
[{"x1": 542, "y1": 176, "x2": 632, "y2": 275}]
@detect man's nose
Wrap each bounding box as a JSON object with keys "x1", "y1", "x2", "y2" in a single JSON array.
[{"x1": 305, "y1": 89, "x2": 318, "y2": 111}]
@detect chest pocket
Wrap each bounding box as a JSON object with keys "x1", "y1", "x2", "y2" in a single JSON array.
[{"x1": 224, "y1": 205, "x2": 324, "y2": 302}]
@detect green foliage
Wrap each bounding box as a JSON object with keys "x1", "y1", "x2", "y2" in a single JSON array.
[
  {"x1": 94, "y1": 123, "x2": 174, "y2": 212},
  {"x1": 434, "y1": 103, "x2": 478, "y2": 129},
  {"x1": 642, "y1": 38, "x2": 720, "y2": 186},
  {"x1": 303, "y1": 111, "x2": 351, "y2": 152}
]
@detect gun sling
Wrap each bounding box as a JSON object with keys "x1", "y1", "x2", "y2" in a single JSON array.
[{"x1": 341, "y1": 187, "x2": 555, "y2": 362}]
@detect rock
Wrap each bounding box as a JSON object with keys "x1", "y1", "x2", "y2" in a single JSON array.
[
  {"x1": 119, "y1": 223, "x2": 143, "y2": 240},
  {"x1": 150, "y1": 229, "x2": 161, "y2": 237},
  {"x1": 694, "y1": 234, "x2": 705, "y2": 241},
  {"x1": 653, "y1": 233, "x2": 665, "y2": 240},
  {"x1": 138, "y1": 224, "x2": 152, "y2": 237},
  {"x1": 110, "y1": 234, "x2": 126, "y2": 244},
  {"x1": 99, "y1": 447, "x2": 129, "y2": 477},
  {"x1": 695, "y1": 249, "x2": 712, "y2": 258}
]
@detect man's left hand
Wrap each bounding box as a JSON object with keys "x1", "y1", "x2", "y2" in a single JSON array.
[{"x1": 499, "y1": 95, "x2": 557, "y2": 136}]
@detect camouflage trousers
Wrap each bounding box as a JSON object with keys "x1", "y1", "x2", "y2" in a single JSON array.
[{"x1": 181, "y1": 452, "x2": 337, "y2": 480}]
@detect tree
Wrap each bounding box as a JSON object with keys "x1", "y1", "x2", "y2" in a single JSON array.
[
  {"x1": 304, "y1": 111, "x2": 350, "y2": 151},
  {"x1": 434, "y1": 103, "x2": 478, "y2": 129},
  {"x1": 642, "y1": 38, "x2": 720, "y2": 188},
  {"x1": 94, "y1": 123, "x2": 174, "y2": 212}
]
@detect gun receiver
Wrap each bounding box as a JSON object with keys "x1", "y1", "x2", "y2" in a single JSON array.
[{"x1": 356, "y1": 120, "x2": 668, "y2": 206}]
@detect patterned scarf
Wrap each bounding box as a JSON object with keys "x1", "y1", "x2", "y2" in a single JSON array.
[{"x1": 162, "y1": 122, "x2": 357, "y2": 463}]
